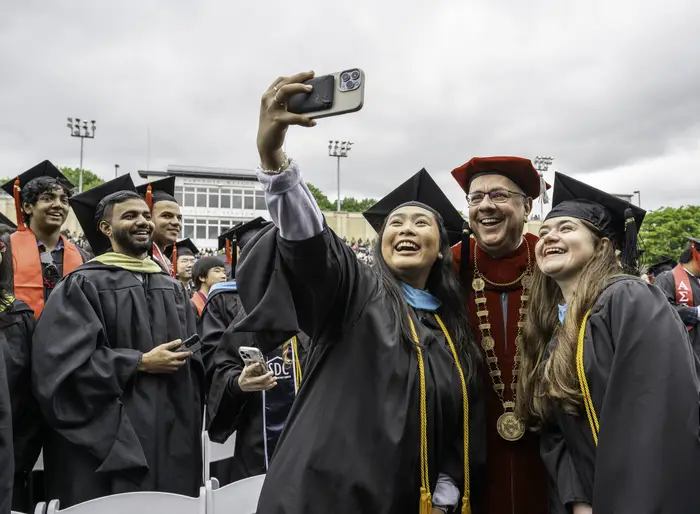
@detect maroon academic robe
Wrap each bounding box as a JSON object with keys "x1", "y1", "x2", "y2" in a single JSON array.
[{"x1": 452, "y1": 232, "x2": 550, "y2": 514}]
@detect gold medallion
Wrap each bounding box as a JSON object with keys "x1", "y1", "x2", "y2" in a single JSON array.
[
  {"x1": 472, "y1": 277, "x2": 485, "y2": 291},
  {"x1": 521, "y1": 274, "x2": 533, "y2": 290},
  {"x1": 497, "y1": 412, "x2": 525, "y2": 441},
  {"x1": 481, "y1": 336, "x2": 495, "y2": 351}
]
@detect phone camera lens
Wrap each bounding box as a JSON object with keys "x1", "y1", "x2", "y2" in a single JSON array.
[
  {"x1": 351, "y1": 71, "x2": 360, "y2": 80},
  {"x1": 342, "y1": 73, "x2": 350, "y2": 81},
  {"x1": 345, "y1": 80, "x2": 355, "y2": 89}
]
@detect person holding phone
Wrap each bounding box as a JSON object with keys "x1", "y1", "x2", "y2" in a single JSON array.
[
  {"x1": 31, "y1": 177, "x2": 203, "y2": 507},
  {"x1": 231, "y1": 71, "x2": 485, "y2": 514}
]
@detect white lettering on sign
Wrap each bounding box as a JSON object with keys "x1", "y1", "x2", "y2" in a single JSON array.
[{"x1": 267, "y1": 356, "x2": 292, "y2": 380}]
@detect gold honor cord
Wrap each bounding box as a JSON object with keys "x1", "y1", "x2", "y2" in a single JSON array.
[
  {"x1": 290, "y1": 336, "x2": 303, "y2": 392},
  {"x1": 576, "y1": 310, "x2": 599, "y2": 446},
  {"x1": 409, "y1": 316, "x2": 472, "y2": 514}
]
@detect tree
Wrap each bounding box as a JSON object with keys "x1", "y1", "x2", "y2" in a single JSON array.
[
  {"x1": 639, "y1": 206, "x2": 700, "y2": 264},
  {"x1": 59, "y1": 167, "x2": 104, "y2": 192},
  {"x1": 340, "y1": 197, "x2": 377, "y2": 212},
  {"x1": 306, "y1": 183, "x2": 334, "y2": 211}
]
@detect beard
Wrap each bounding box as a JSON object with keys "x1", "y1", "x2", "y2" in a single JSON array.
[{"x1": 112, "y1": 225, "x2": 152, "y2": 256}]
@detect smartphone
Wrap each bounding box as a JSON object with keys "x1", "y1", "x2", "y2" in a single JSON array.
[
  {"x1": 175, "y1": 334, "x2": 202, "y2": 354},
  {"x1": 287, "y1": 68, "x2": 365, "y2": 120},
  {"x1": 238, "y1": 346, "x2": 269, "y2": 374}
]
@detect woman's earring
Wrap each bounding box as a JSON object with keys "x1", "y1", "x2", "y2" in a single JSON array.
[{"x1": 438, "y1": 252, "x2": 443, "y2": 259}]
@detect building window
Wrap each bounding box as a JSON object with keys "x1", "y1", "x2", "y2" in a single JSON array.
[
  {"x1": 196, "y1": 219, "x2": 207, "y2": 239},
  {"x1": 244, "y1": 191, "x2": 255, "y2": 210},
  {"x1": 255, "y1": 190, "x2": 266, "y2": 210},
  {"x1": 175, "y1": 186, "x2": 183, "y2": 205},
  {"x1": 184, "y1": 186, "x2": 196, "y2": 207},
  {"x1": 220, "y1": 188, "x2": 231, "y2": 209},
  {"x1": 208, "y1": 220, "x2": 219, "y2": 239},
  {"x1": 184, "y1": 221, "x2": 194, "y2": 239},
  {"x1": 232, "y1": 189, "x2": 243, "y2": 209},
  {"x1": 196, "y1": 189, "x2": 208, "y2": 208},
  {"x1": 209, "y1": 188, "x2": 219, "y2": 208}
]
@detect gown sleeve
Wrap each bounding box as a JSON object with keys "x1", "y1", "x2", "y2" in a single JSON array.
[
  {"x1": 540, "y1": 422, "x2": 588, "y2": 512},
  {"x1": 0, "y1": 337, "x2": 14, "y2": 514},
  {"x1": 199, "y1": 292, "x2": 242, "y2": 376},
  {"x1": 205, "y1": 307, "x2": 254, "y2": 443},
  {"x1": 592, "y1": 279, "x2": 700, "y2": 512},
  {"x1": 653, "y1": 271, "x2": 699, "y2": 326},
  {"x1": 31, "y1": 274, "x2": 149, "y2": 475},
  {"x1": 237, "y1": 161, "x2": 378, "y2": 341}
]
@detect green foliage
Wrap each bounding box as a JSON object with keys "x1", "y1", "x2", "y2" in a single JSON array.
[
  {"x1": 306, "y1": 183, "x2": 376, "y2": 212},
  {"x1": 340, "y1": 197, "x2": 377, "y2": 212},
  {"x1": 306, "y1": 183, "x2": 334, "y2": 211},
  {"x1": 639, "y1": 206, "x2": 700, "y2": 264},
  {"x1": 59, "y1": 167, "x2": 104, "y2": 191}
]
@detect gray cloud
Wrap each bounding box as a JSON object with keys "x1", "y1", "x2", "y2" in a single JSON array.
[{"x1": 1, "y1": 0, "x2": 699, "y2": 214}]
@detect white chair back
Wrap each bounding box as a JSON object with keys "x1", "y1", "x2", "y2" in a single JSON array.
[
  {"x1": 201, "y1": 430, "x2": 235, "y2": 482},
  {"x1": 205, "y1": 475, "x2": 265, "y2": 514},
  {"x1": 40, "y1": 487, "x2": 206, "y2": 514}
]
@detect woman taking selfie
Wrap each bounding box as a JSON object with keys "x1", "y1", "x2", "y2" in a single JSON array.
[
  {"x1": 517, "y1": 172, "x2": 700, "y2": 513},
  {"x1": 231, "y1": 71, "x2": 484, "y2": 514}
]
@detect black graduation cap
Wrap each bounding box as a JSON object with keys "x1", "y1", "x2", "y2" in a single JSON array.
[
  {"x1": 217, "y1": 218, "x2": 270, "y2": 268},
  {"x1": 546, "y1": 172, "x2": 646, "y2": 271},
  {"x1": 70, "y1": 175, "x2": 136, "y2": 255},
  {"x1": 135, "y1": 177, "x2": 177, "y2": 210},
  {"x1": 688, "y1": 237, "x2": 700, "y2": 246},
  {"x1": 1, "y1": 160, "x2": 73, "y2": 231},
  {"x1": 362, "y1": 168, "x2": 465, "y2": 247},
  {"x1": 0, "y1": 212, "x2": 16, "y2": 230},
  {"x1": 647, "y1": 256, "x2": 677, "y2": 276},
  {"x1": 164, "y1": 238, "x2": 199, "y2": 261}
]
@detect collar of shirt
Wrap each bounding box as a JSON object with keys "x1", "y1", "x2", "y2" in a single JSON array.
[{"x1": 37, "y1": 236, "x2": 64, "y2": 253}]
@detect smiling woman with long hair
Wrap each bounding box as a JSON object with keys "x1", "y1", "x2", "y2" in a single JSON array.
[
  {"x1": 230, "y1": 71, "x2": 485, "y2": 514},
  {"x1": 516, "y1": 172, "x2": 700, "y2": 514}
]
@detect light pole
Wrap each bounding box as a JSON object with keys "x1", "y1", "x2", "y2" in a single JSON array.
[
  {"x1": 633, "y1": 190, "x2": 641, "y2": 207},
  {"x1": 114, "y1": 164, "x2": 120, "y2": 178},
  {"x1": 533, "y1": 156, "x2": 554, "y2": 220},
  {"x1": 328, "y1": 140, "x2": 353, "y2": 212},
  {"x1": 66, "y1": 117, "x2": 97, "y2": 193}
]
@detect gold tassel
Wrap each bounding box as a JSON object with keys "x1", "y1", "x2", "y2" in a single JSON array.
[
  {"x1": 419, "y1": 488, "x2": 432, "y2": 514},
  {"x1": 461, "y1": 495, "x2": 472, "y2": 514}
]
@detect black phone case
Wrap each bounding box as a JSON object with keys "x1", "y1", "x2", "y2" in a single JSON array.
[{"x1": 287, "y1": 75, "x2": 335, "y2": 115}]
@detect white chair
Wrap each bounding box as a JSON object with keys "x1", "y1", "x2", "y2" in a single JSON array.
[
  {"x1": 38, "y1": 487, "x2": 206, "y2": 514},
  {"x1": 33, "y1": 450, "x2": 44, "y2": 471},
  {"x1": 201, "y1": 430, "x2": 236, "y2": 483},
  {"x1": 205, "y1": 475, "x2": 265, "y2": 514}
]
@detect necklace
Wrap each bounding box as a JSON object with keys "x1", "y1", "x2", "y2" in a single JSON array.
[{"x1": 472, "y1": 237, "x2": 532, "y2": 441}]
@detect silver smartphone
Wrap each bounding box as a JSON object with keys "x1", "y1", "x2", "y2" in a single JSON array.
[
  {"x1": 287, "y1": 68, "x2": 365, "y2": 120},
  {"x1": 238, "y1": 346, "x2": 269, "y2": 373}
]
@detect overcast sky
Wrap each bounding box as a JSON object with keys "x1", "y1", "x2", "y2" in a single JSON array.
[{"x1": 2, "y1": 1, "x2": 699, "y2": 213}]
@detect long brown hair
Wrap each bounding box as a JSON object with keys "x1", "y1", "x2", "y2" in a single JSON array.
[{"x1": 517, "y1": 223, "x2": 622, "y2": 424}]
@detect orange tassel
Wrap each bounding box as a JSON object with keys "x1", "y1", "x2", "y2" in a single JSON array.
[
  {"x1": 225, "y1": 239, "x2": 232, "y2": 264},
  {"x1": 145, "y1": 184, "x2": 153, "y2": 212},
  {"x1": 13, "y1": 177, "x2": 26, "y2": 231},
  {"x1": 419, "y1": 488, "x2": 432, "y2": 514},
  {"x1": 171, "y1": 243, "x2": 178, "y2": 278}
]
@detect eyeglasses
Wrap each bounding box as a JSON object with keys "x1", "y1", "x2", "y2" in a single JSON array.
[{"x1": 466, "y1": 189, "x2": 526, "y2": 206}]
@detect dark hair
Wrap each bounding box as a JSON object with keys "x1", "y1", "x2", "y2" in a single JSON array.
[
  {"x1": 192, "y1": 256, "x2": 226, "y2": 290},
  {"x1": 371, "y1": 211, "x2": 480, "y2": 379},
  {"x1": 95, "y1": 191, "x2": 143, "y2": 226},
  {"x1": 20, "y1": 177, "x2": 73, "y2": 224},
  {"x1": 680, "y1": 244, "x2": 693, "y2": 264}
]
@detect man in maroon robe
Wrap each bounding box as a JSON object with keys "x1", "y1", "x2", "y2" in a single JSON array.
[{"x1": 450, "y1": 157, "x2": 556, "y2": 514}]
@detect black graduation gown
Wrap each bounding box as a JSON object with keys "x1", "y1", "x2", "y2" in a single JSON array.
[
  {"x1": 206, "y1": 304, "x2": 307, "y2": 483},
  {"x1": 0, "y1": 322, "x2": 14, "y2": 514},
  {"x1": 654, "y1": 269, "x2": 700, "y2": 357},
  {"x1": 0, "y1": 299, "x2": 40, "y2": 511},
  {"x1": 540, "y1": 277, "x2": 700, "y2": 513},
  {"x1": 199, "y1": 285, "x2": 244, "y2": 373},
  {"x1": 234, "y1": 226, "x2": 486, "y2": 514},
  {"x1": 31, "y1": 260, "x2": 204, "y2": 507}
]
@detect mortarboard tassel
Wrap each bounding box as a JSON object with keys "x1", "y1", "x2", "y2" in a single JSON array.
[
  {"x1": 171, "y1": 243, "x2": 178, "y2": 279},
  {"x1": 225, "y1": 239, "x2": 232, "y2": 265},
  {"x1": 145, "y1": 184, "x2": 153, "y2": 212},
  {"x1": 621, "y1": 207, "x2": 640, "y2": 275},
  {"x1": 692, "y1": 241, "x2": 700, "y2": 266},
  {"x1": 13, "y1": 177, "x2": 26, "y2": 231}
]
